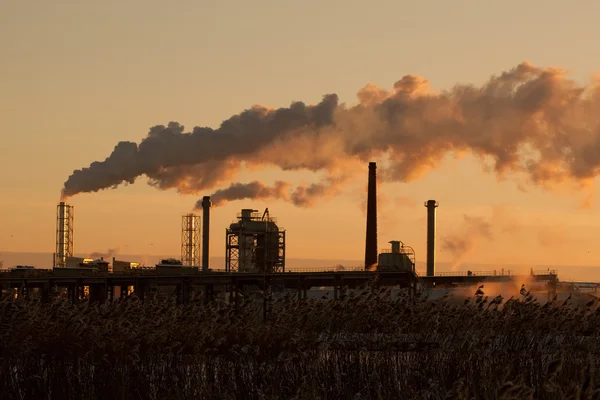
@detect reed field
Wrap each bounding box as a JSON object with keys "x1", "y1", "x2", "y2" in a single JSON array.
[{"x1": 1, "y1": 282, "x2": 599, "y2": 400}]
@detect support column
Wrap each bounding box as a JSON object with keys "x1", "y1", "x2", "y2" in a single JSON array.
[
  {"x1": 182, "y1": 280, "x2": 190, "y2": 305},
  {"x1": 235, "y1": 282, "x2": 240, "y2": 309},
  {"x1": 67, "y1": 285, "x2": 75, "y2": 303},
  {"x1": 41, "y1": 282, "x2": 50, "y2": 303},
  {"x1": 203, "y1": 284, "x2": 213, "y2": 304}
]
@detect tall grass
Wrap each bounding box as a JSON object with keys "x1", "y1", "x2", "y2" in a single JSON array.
[{"x1": 1, "y1": 286, "x2": 599, "y2": 399}]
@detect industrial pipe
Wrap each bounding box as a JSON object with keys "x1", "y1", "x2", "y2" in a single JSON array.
[
  {"x1": 425, "y1": 200, "x2": 439, "y2": 277},
  {"x1": 201, "y1": 196, "x2": 211, "y2": 271},
  {"x1": 364, "y1": 162, "x2": 378, "y2": 270}
]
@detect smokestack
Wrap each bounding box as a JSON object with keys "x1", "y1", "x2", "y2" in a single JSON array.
[
  {"x1": 55, "y1": 201, "x2": 74, "y2": 268},
  {"x1": 425, "y1": 200, "x2": 439, "y2": 276},
  {"x1": 364, "y1": 162, "x2": 377, "y2": 270},
  {"x1": 201, "y1": 196, "x2": 211, "y2": 271}
]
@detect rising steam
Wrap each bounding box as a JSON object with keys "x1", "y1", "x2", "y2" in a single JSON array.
[
  {"x1": 62, "y1": 62, "x2": 600, "y2": 207},
  {"x1": 442, "y1": 214, "x2": 493, "y2": 269}
]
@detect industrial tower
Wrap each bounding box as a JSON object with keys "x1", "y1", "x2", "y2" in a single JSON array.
[
  {"x1": 225, "y1": 208, "x2": 286, "y2": 273},
  {"x1": 55, "y1": 201, "x2": 74, "y2": 268},
  {"x1": 181, "y1": 213, "x2": 201, "y2": 267},
  {"x1": 364, "y1": 162, "x2": 378, "y2": 270},
  {"x1": 425, "y1": 200, "x2": 439, "y2": 277}
]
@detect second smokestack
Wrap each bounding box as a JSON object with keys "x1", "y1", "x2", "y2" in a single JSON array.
[
  {"x1": 201, "y1": 196, "x2": 211, "y2": 271},
  {"x1": 364, "y1": 162, "x2": 377, "y2": 270},
  {"x1": 425, "y1": 200, "x2": 439, "y2": 276}
]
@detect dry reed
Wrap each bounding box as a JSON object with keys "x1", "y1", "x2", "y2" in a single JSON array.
[{"x1": 0, "y1": 284, "x2": 599, "y2": 399}]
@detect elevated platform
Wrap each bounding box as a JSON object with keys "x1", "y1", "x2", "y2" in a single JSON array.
[
  {"x1": 420, "y1": 274, "x2": 558, "y2": 288},
  {"x1": 0, "y1": 270, "x2": 420, "y2": 304},
  {"x1": 0, "y1": 269, "x2": 559, "y2": 304}
]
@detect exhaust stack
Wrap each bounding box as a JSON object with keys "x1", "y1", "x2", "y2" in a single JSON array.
[
  {"x1": 364, "y1": 162, "x2": 378, "y2": 270},
  {"x1": 425, "y1": 200, "x2": 439, "y2": 277},
  {"x1": 201, "y1": 196, "x2": 211, "y2": 271}
]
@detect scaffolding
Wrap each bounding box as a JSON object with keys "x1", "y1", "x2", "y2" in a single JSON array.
[
  {"x1": 225, "y1": 208, "x2": 286, "y2": 273},
  {"x1": 181, "y1": 213, "x2": 201, "y2": 267},
  {"x1": 55, "y1": 202, "x2": 74, "y2": 268}
]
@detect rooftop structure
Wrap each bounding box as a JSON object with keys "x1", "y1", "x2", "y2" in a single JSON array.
[
  {"x1": 378, "y1": 240, "x2": 416, "y2": 272},
  {"x1": 225, "y1": 208, "x2": 286, "y2": 273}
]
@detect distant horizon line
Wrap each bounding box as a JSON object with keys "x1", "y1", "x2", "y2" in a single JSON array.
[{"x1": 0, "y1": 250, "x2": 598, "y2": 269}]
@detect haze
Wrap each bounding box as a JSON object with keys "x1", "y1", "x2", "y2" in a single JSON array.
[{"x1": 2, "y1": 0, "x2": 600, "y2": 278}]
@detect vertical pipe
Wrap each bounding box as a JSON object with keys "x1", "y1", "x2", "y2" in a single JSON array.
[
  {"x1": 425, "y1": 200, "x2": 439, "y2": 277},
  {"x1": 364, "y1": 162, "x2": 378, "y2": 270},
  {"x1": 201, "y1": 196, "x2": 211, "y2": 271},
  {"x1": 57, "y1": 202, "x2": 65, "y2": 267}
]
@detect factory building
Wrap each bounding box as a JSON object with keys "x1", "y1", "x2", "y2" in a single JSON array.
[
  {"x1": 59, "y1": 256, "x2": 110, "y2": 273},
  {"x1": 112, "y1": 258, "x2": 140, "y2": 273},
  {"x1": 226, "y1": 208, "x2": 286, "y2": 273},
  {"x1": 156, "y1": 258, "x2": 199, "y2": 273},
  {"x1": 377, "y1": 241, "x2": 416, "y2": 272}
]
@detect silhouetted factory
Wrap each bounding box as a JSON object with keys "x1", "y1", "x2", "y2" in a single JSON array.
[{"x1": 0, "y1": 162, "x2": 559, "y2": 305}]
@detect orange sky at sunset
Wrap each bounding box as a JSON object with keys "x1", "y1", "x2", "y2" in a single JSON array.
[{"x1": 3, "y1": 1, "x2": 600, "y2": 276}]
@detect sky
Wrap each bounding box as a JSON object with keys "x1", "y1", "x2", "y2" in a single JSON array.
[{"x1": 2, "y1": 0, "x2": 600, "y2": 272}]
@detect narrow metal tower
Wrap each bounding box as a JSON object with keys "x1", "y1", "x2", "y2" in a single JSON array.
[
  {"x1": 425, "y1": 200, "x2": 439, "y2": 277},
  {"x1": 364, "y1": 162, "x2": 378, "y2": 270},
  {"x1": 181, "y1": 213, "x2": 201, "y2": 266},
  {"x1": 55, "y1": 201, "x2": 74, "y2": 268}
]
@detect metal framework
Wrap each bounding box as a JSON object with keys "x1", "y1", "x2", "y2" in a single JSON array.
[
  {"x1": 55, "y1": 202, "x2": 74, "y2": 268},
  {"x1": 181, "y1": 214, "x2": 201, "y2": 267},
  {"x1": 225, "y1": 208, "x2": 286, "y2": 273}
]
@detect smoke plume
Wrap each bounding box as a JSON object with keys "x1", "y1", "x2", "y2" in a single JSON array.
[
  {"x1": 195, "y1": 173, "x2": 349, "y2": 208},
  {"x1": 63, "y1": 62, "x2": 600, "y2": 206},
  {"x1": 442, "y1": 214, "x2": 493, "y2": 269},
  {"x1": 199, "y1": 181, "x2": 291, "y2": 207},
  {"x1": 89, "y1": 248, "x2": 119, "y2": 260}
]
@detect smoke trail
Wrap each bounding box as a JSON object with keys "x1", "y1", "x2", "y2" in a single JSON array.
[
  {"x1": 62, "y1": 62, "x2": 600, "y2": 205},
  {"x1": 89, "y1": 248, "x2": 120, "y2": 259},
  {"x1": 194, "y1": 172, "x2": 350, "y2": 208},
  {"x1": 441, "y1": 214, "x2": 493, "y2": 269},
  {"x1": 198, "y1": 181, "x2": 291, "y2": 207}
]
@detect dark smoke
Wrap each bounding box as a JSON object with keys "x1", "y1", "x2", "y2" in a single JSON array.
[
  {"x1": 63, "y1": 62, "x2": 600, "y2": 206},
  {"x1": 197, "y1": 175, "x2": 345, "y2": 208},
  {"x1": 61, "y1": 96, "x2": 338, "y2": 199},
  {"x1": 199, "y1": 181, "x2": 290, "y2": 207},
  {"x1": 89, "y1": 248, "x2": 119, "y2": 260}
]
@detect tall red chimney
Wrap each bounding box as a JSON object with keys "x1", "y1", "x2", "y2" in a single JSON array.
[
  {"x1": 364, "y1": 162, "x2": 378, "y2": 270},
  {"x1": 201, "y1": 196, "x2": 211, "y2": 272},
  {"x1": 425, "y1": 200, "x2": 439, "y2": 276}
]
